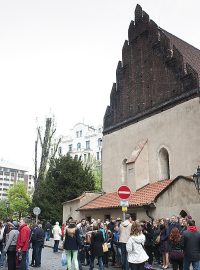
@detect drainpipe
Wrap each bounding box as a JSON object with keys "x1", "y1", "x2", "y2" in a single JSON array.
[{"x1": 144, "y1": 205, "x2": 154, "y2": 224}]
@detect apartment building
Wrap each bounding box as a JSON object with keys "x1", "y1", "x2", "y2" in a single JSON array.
[
  {"x1": 0, "y1": 160, "x2": 34, "y2": 199},
  {"x1": 59, "y1": 123, "x2": 102, "y2": 163}
]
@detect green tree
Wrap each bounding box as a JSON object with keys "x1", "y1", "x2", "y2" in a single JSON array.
[
  {"x1": 0, "y1": 200, "x2": 9, "y2": 220},
  {"x1": 85, "y1": 157, "x2": 102, "y2": 191},
  {"x1": 7, "y1": 182, "x2": 31, "y2": 219},
  {"x1": 32, "y1": 154, "x2": 96, "y2": 223}
]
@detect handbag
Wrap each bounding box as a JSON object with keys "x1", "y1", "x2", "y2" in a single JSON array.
[
  {"x1": 102, "y1": 243, "x2": 108, "y2": 252},
  {"x1": 61, "y1": 252, "x2": 67, "y2": 266},
  {"x1": 169, "y1": 250, "x2": 184, "y2": 260}
]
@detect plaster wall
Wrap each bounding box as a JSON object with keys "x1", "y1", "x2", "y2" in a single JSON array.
[
  {"x1": 63, "y1": 193, "x2": 102, "y2": 223},
  {"x1": 150, "y1": 178, "x2": 200, "y2": 226},
  {"x1": 102, "y1": 98, "x2": 200, "y2": 192}
]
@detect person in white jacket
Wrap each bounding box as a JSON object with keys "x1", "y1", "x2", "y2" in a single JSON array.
[
  {"x1": 52, "y1": 222, "x2": 61, "y2": 252},
  {"x1": 126, "y1": 221, "x2": 149, "y2": 270}
]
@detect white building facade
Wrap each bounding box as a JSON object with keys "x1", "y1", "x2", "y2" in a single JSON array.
[
  {"x1": 0, "y1": 160, "x2": 34, "y2": 199},
  {"x1": 59, "y1": 123, "x2": 103, "y2": 163}
]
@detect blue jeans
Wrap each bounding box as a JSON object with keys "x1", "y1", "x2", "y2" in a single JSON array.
[
  {"x1": 183, "y1": 257, "x2": 200, "y2": 270},
  {"x1": 89, "y1": 255, "x2": 104, "y2": 270},
  {"x1": 26, "y1": 250, "x2": 29, "y2": 270},
  {"x1": 35, "y1": 244, "x2": 43, "y2": 266},
  {"x1": 120, "y1": 243, "x2": 129, "y2": 270},
  {"x1": 45, "y1": 231, "x2": 51, "y2": 241},
  {"x1": 53, "y1": 240, "x2": 59, "y2": 252}
]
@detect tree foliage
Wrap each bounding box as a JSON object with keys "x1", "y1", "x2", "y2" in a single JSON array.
[
  {"x1": 7, "y1": 182, "x2": 31, "y2": 219},
  {"x1": 32, "y1": 154, "x2": 96, "y2": 224},
  {"x1": 0, "y1": 200, "x2": 9, "y2": 220}
]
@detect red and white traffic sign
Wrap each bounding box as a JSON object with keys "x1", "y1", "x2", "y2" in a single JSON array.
[{"x1": 117, "y1": 185, "x2": 131, "y2": 199}]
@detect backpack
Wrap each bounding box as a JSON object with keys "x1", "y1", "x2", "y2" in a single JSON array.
[{"x1": 66, "y1": 227, "x2": 76, "y2": 238}]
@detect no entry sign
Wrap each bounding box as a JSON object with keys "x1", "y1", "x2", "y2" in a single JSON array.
[{"x1": 117, "y1": 185, "x2": 131, "y2": 199}]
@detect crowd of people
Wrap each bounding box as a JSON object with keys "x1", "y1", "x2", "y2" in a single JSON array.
[
  {"x1": 50, "y1": 213, "x2": 200, "y2": 270},
  {"x1": 1, "y1": 213, "x2": 200, "y2": 270},
  {"x1": 0, "y1": 217, "x2": 45, "y2": 270}
]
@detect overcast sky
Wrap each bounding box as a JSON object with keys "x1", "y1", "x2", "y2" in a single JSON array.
[{"x1": 0, "y1": 0, "x2": 199, "y2": 171}]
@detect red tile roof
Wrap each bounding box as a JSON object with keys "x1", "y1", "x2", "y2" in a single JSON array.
[{"x1": 79, "y1": 179, "x2": 173, "y2": 210}]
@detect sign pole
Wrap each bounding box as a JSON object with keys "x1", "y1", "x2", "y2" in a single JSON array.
[
  {"x1": 36, "y1": 214, "x2": 38, "y2": 224},
  {"x1": 118, "y1": 185, "x2": 131, "y2": 221},
  {"x1": 122, "y1": 211, "x2": 126, "y2": 221}
]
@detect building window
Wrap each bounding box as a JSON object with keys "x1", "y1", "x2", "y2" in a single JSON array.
[
  {"x1": 58, "y1": 146, "x2": 62, "y2": 155},
  {"x1": 69, "y1": 144, "x2": 72, "y2": 152},
  {"x1": 84, "y1": 154, "x2": 87, "y2": 162},
  {"x1": 88, "y1": 153, "x2": 91, "y2": 162},
  {"x1": 77, "y1": 143, "x2": 81, "y2": 151},
  {"x1": 158, "y1": 147, "x2": 170, "y2": 180},
  {"x1": 98, "y1": 138, "x2": 102, "y2": 147},
  {"x1": 80, "y1": 130, "x2": 82, "y2": 137},
  {"x1": 0, "y1": 172, "x2": 3, "y2": 175},
  {"x1": 75, "y1": 155, "x2": 78, "y2": 160},
  {"x1": 96, "y1": 152, "x2": 100, "y2": 160},
  {"x1": 76, "y1": 131, "x2": 79, "y2": 138},
  {"x1": 121, "y1": 158, "x2": 127, "y2": 184},
  {"x1": 86, "y1": 141, "x2": 90, "y2": 150}
]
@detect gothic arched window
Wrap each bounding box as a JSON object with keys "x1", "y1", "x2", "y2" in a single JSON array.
[
  {"x1": 158, "y1": 147, "x2": 170, "y2": 180},
  {"x1": 121, "y1": 158, "x2": 127, "y2": 184}
]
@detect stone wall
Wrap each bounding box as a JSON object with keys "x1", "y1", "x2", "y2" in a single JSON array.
[{"x1": 102, "y1": 97, "x2": 200, "y2": 192}]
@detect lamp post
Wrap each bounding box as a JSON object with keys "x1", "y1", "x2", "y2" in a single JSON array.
[{"x1": 193, "y1": 166, "x2": 200, "y2": 193}]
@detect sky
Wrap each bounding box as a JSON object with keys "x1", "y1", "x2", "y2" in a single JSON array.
[{"x1": 0, "y1": 0, "x2": 199, "y2": 171}]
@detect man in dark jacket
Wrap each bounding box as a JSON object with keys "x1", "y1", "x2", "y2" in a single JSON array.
[
  {"x1": 31, "y1": 224, "x2": 45, "y2": 267},
  {"x1": 63, "y1": 220, "x2": 81, "y2": 270},
  {"x1": 182, "y1": 219, "x2": 200, "y2": 270}
]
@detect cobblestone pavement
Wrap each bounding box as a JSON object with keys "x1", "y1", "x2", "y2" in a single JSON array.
[
  {"x1": 29, "y1": 247, "x2": 65, "y2": 270},
  {"x1": 28, "y1": 239, "x2": 172, "y2": 270}
]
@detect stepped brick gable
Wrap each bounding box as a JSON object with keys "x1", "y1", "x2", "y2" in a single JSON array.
[{"x1": 103, "y1": 4, "x2": 200, "y2": 134}]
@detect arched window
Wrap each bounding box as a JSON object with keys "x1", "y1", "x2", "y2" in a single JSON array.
[
  {"x1": 121, "y1": 159, "x2": 127, "y2": 184},
  {"x1": 158, "y1": 147, "x2": 170, "y2": 180}
]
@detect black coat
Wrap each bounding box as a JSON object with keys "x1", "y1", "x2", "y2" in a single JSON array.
[
  {"x1": 63, "y1": 224, "x2": 81, "y2": 251},
  {"x1": 90, "y1": 230, "x2": 104, "y2": 257},
  {"x1": 31, "y1": 227, "x2": 45, "y2": 246},
  {"x1": 182, "y1": 229, "x2": 200, "y2": 261}
]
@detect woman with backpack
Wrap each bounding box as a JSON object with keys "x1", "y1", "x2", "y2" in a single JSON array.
[{"x1": 63, "y1": 220, "x2": 81, "y2": 270}]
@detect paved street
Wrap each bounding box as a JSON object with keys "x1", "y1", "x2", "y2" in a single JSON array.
[
  {"x1": 28, "y1": 246, "x2": 172, "y2": 270},
  {"x1": 29, "y1": 247, "x2": 65, "y2": 270}
]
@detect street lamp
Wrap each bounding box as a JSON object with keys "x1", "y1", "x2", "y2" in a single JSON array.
[{"x1": 193, "y1": 166, "x2": 200, "y2": 193}]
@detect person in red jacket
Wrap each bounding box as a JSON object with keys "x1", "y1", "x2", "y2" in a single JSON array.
[{"x1": 16, "y1": 218, "x2": 30, "y2": 270}]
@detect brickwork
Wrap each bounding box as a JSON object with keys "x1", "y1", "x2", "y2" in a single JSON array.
[{"x1": 103, "y1": 5, "x2": 200, "y2": 134}]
